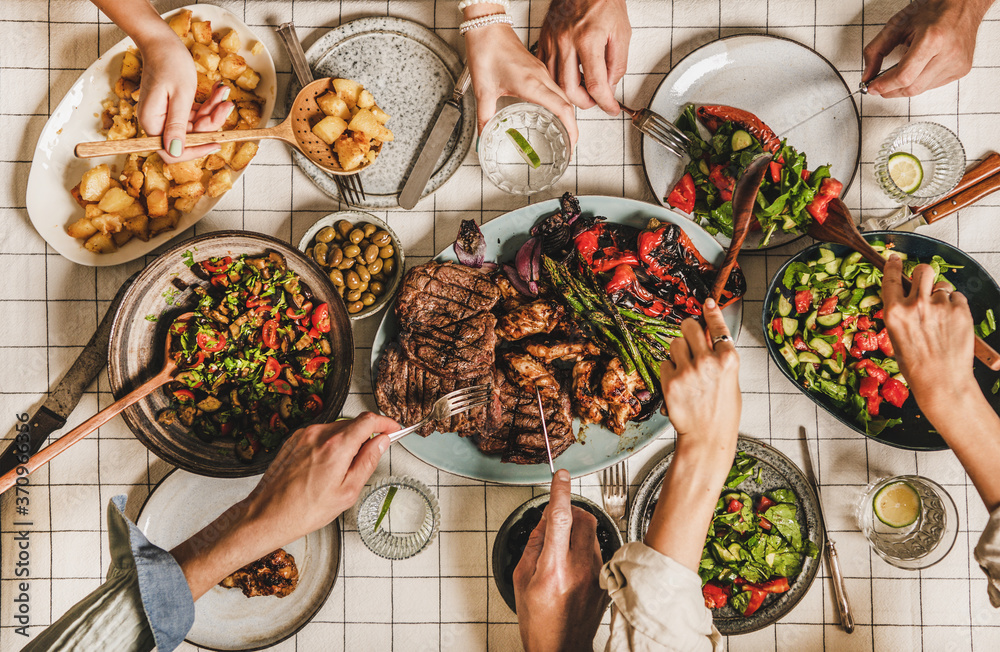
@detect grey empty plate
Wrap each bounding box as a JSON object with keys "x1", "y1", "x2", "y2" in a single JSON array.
[
  {"x1": 627, "y1": 436, "x2": 825, "y2": 635},
  {"x1": 289, "y1": 17, "x2": 475, "y2": 208}
]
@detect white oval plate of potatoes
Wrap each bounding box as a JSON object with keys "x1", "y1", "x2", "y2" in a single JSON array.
[{"x1": 25, "y1": 4, "x2": 276, "y2": 267}]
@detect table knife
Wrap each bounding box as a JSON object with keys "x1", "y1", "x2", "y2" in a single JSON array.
[
  {"x1": 535, "y1": 386, "x2": 555, "y2": 475},
  {"x1": 0, "y1": 273, "x2": 137, "y2": 478},
  {"x1": 398, "y1": 65, "x2": 471, "y2": 210},
  {"x1": 862, "y1": 153, "x2": 1000, "y2": 232},
  {"x1": 800, "y1": 433, "x2": 855, "y2": 633},
  {"x1": 779, "y1": 69, "x2": 892, "y2": 137}
]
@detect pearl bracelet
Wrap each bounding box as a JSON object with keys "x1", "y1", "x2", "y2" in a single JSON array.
[
  {"x1": 458, "y1": 0, "x2": 511, "y2": 12},
  {"x1": 459, "y1": 13, "x2": 513, "y2": 36}
]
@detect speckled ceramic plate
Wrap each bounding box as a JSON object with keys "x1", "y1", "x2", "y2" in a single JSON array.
[
  {"x1": 641, "y1": 34, "x2": 861, "y2": 250},
  {"x1": 370, "y1": 196, "x2": 742, "y2": 485},
  {"x1": 627, "y1": 436, "x2": 825, "y2": 635},
  {"x1": 136, "y1": 469, "x2": 340, "y2": 651},
  {"x1": 288, "y1": 17, "x2": 475, "y2": 208}
]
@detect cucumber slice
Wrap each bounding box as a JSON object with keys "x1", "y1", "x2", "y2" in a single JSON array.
[
  {"x1": 799, "y1": 272, "x2": 811, "y2": 285},
  {"x1": 841, "y1": 252, "x2": 863, "y2": 275},
  {"x1": 778, "y1": 294, "x2": 793, "y2": 317},
  {"x1": 817, "y1": 247, "x2": 836, "y2": 264},
  {"x1": 782, "y1": 317, "x2": 799, "y2": 337},
  {"x1": 873, "y1": 481, "x2": 921, "y2": 528},
  {"x1": 798, "y1": 351, "x2": 822, "y2": 364},
  {"x1": 813, "y1": 271, "x2": 830, "y2": 282},
  {"x1": 731, "y1": 130, "x2": 753, "y2": 151},
  {"x1": 816, "y1": 312, "x2": 843, "y2": 327},
  {"x1": 837, "y1": 368, "x2": 851, "y2": 385},
  {"x1": 809, "y1": 337, "x2": 834, "y2": 358},
  {"x1": 892, "y1": 373, "x2": 907, "y2": 384},
  {"x1": 859, "y1": 295, "x2": 883, "y2": 310},
  {"x1": 804, "y1": 310, "x2": 818, "y2": 331},
  {"x1": 824, "y1": 259, "x2": 842, "y2": 274},
  {"x1": 820, "y1": 369, "x2": 833, "y2": 380},
  {"x1": 823, "y1": 357, "x2": 845, "y2": 374},
  {"x1": 699, "y1": 159, "x2": 710, "y2": 175},
  {"x1": 783, "y1": 215, "x2": 799, "y2": 231},
  {"x1": 881, "y1": 359, "x2": 900, "y2": 374},
  {"x1": 779, "y1": 342, "x2": 799, "y2": 367},
  {"x1": 856, "y1": 274, "x2": 873, "y2": 289}
]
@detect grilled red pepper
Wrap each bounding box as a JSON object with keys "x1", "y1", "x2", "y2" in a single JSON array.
[
  {"x1": 818, "y1": 296, "x2": 839, "y2": 316},
  {"x1": 703, "y1": 582, "x2": 729, "y2": 609},
  {"x1": 666, "y1": 173, "x2": 697, "y2": 213},
  {"x1": 794, "y1": 290, "x2": 813, "y2": 314},
  {"x1": 882, "y1": 378, "x2": 909, "y2": 408},
  {"x1": 606, "y1": 264, "x2": 656, "y2": 302},
  {"x1": 697, "y1": 105, "x2": 781, "y2": 153}
]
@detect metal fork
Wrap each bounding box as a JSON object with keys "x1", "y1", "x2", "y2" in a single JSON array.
[
  {"x1": 275, "y1": 22, "x2": 366, "y2": 207},
  {"x1": 387, "y1": 384, "x2": 491, "y2": 443},
  {"x1": 619, "y1": 102, "x2": 691, "y2": 159},
  {"x1": 600, "y1": 460, "x2": 628, "y2": 531}
]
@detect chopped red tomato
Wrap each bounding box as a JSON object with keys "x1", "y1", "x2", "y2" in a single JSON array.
[
  {"x1": 262, "y1": 319, "x2": 280, "y2": 350},
  {"x1": 210, "y1": 274, "x2": 229, "y2": 288},
  {"x1": 792, "y1": 335, "x2": 809, "y2": 352},
  {"x1": 220, "y1": 422, "x2": 234, "y2": 438},
  {"x1": 857, "y1": 359, "x2": 889, "y2": 384},
  {"x1": 859, "y1": 375, "x2": 880, "y2": 398},
  {"x1": 877, "y1": 328, "x2": 895, "y2": 357},
  {"x1": 759, "y1": 516, "x2": 772, "y2": 530},
  {"x1": 818, "y1": 296, "x2": 839, "y2": 316},
  {"x1": 872, "y1": 309, "x2": 884, "y2": 320},
  {"x1": 703, "y1": 582, "x2": 729, "y2": 609},
  {"x1": 867, "y1": 393, "x2": 882, "y2": 416},
  {"x1": 758, "y1": 577, "x2": 790, "y2": 594},
  {"x1": 850, "y1": 345, "x2": 865, "y2": 359},
  {"x1": 172, "y1": 389, "x2": 195, "y2": 403},
  {"x1": 742, "y1": 587, "x2": 768, "y2": 616},
  {"x1": 727, "y1": 499, "x2": 743, "y2": 513},
  {"x1": 801, "y1": 169, "x2": 810, "y2": 181},
  {"x1": 708, "y1": 165, "x2": 735, "y2": 201},
  {"x1": 269, "y1": 413, "x2": 287, "y2": 432},
  {"x1": 262, "y1": 357, "x2": 281, "y2": 383},
  {"x1": 304, "y1": 394, "x2": 324, "y2": 415},
  {"x1": 818, "y1": 177, "x2": 844, "y2": 198},
  {"x1": 666, "y1": 173, "x2": 697, "y2": 214},
  {"x1": 286, "y1": 302, "x2": 313, "y2": 321},
  {"x1": 272, "y1": 379, "x2": 293, "y2": 395},
  {"x1": 312, "y1": 303, "x2": 332, "y2": 333},
  {"x1": 821, "y1": 325, "x2": 843, "y2": 337},
  {"x1": 856, "y1": 316, "x2": 874, "y2": 331},
  {"x1": 854, "y1": 331, "x2": 879, "y2": 351},
  {"x1": 196, "y1": 330, "x2": 226, "y2": 353},
  {"x1": 202, "y1": 256, "x2": 232, "y2": 273},
  {"x1": 771, "y1": 317, "x2": 784, "y2": 336},
  {"x1": 304, "y1": 356, "x2": 329, "y2": 377},
  {"x1": 769, "y1": 160, "x2": 782, "y2": 184},
  {"x1": 309, "y1": 326, "x2": 322, "y2": 339},
  {"x1": 882, "y1": 378, "x2": 910, "y2": 408},
  {"x1": 794, "y1": 290, "x2": 813, "y2": 314},
  {"x1": 756, "y1": 496, "x2": 775, "y2": 513},
  {"x1": 806, "y1": 195, "x2": 832, "y2": 223}
]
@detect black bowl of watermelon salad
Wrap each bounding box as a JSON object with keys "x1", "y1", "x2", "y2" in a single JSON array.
[{"x1": 763, "y1": 231, "x2": 1000, "y2": 451}]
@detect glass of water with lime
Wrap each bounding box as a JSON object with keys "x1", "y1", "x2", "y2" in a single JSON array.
[
  {"x1": 357, "y1": 476, "x2": 440, "y2": 560},
  {"x1": 874, "y1": 122, "x2": 965, "y2": 206},
  {"x1": 478, "y1": 102, "x2": 571, "y2": 195},
  {"x1": 858, "y1": 475, "x2": 958, "y2": 570}
]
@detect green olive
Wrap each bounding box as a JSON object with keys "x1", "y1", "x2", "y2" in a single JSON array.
[
  {"x1": 348, "y1": 228, "x2": 365, "y2": 244},
  {"x1": 313, "y1": 242, "x2": 329, "y2": 266},
  {"x1": 347, "y1": 300, "x2": 364, "y2": 314},
  {"x1": 343, "y1": 244, "x2": 361, "y2": 259},
  {"x1": 337, "y1": 257, "x2": 355, "y2": 270},
  {"x1": 327, "y1": 245, "x2": 343, "y2": 267},
  {"x1": 369, "y1": 281, "x2": 384, "y2": 296},
  {"x1": 362, "y1": 223, "x2": 377, "y2": 238},
  {"x1": 316, "y1": 226, "x2": 338, "y2": 243},
  {"x1": 361, "y1": 292, "x2": 376, "y2": 306},
  {"x1": 346, "y1": 289, "x2": 362, "y2": 302},
  {"x1": 336, "y1": 219, "x2": 353, "y2": 238},
  {"x1": 357, "y1": 265, "x2": 371, "y2": 283},
  {"x1": 368, "y1": 257, "x2": 383, "y2": 275},
  {"x1": 372, "y1": 231, "x2": 391, "y2": 247},
  {"x1": 345, "y1": 270, "x2": 361, "y2": 289},
  {"x1": 371, "y1": 271, "x2": 386, "y2": 283},
  {"x1": 363, "y1": 244, "x2": 380, "y2": 264},
  {"x1": 337, "y1": 285, "x2": 346, "y2": 298},
  {"x1": 357, "y1": 279, "x2": 369, "y2": 293},
  {"x1": 382, "y1": 256, "x2": 395, "y2": 274},
  {"x1": 379, "y1": 244, "x2": 394, "y2": 259},
  {"x1": 328, "y1": 269, "x2": 344, "y2": 286},
  {"x1": 305, "y1": 246, "x2": 314, "y2": 258}
]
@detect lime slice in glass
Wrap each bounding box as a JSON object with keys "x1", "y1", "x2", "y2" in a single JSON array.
[
  {"x1": 873, "y1": 481, "x2": 921, "y2": 528},
  {"x1": 887, "y1": 152, "x2": 924, "y2": 194},
  {"x1": 506, "y1": 128, "x2": 542, "y2": 168}
]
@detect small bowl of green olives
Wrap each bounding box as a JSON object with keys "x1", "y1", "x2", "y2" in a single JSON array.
[{"x1": 299, "y1": 211, "x2": 404, "y2": 320}]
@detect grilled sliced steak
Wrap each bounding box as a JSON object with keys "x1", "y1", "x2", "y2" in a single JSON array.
[
  {"x1": 400, "y1": 312, "x2": 497, "y2": 378},
  {"x1": 496, "y1": 299, "x2": 564, "y2": 341},
  {"x1": 396, "y1": 262, "x2": 499, "y2": 328},
  {"x1": 493, "y1": 366, "x2": 575, "y2": 465}
]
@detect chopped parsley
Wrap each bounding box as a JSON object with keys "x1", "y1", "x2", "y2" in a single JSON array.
[{"x1": 144, "y1": 314, "x2": 159, "y2": 322}]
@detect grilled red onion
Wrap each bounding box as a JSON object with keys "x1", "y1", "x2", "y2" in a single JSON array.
[
  {"x1": 515, "y1": 236, "x2": 542, "y2": 284},
  {"x1": 454, "y1": 219, "x2": 486, "y2": 268},
  {"x1": 502, "y1": 263, "x2": 538, "y2": 296}
]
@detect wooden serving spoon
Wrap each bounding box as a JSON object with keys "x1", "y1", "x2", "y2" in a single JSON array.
[
  {"x1": 0, "y1": 313, "x2": 191, "y2": 495},
  {"x1": 73, "y1": 79, "x2": 377, "y2": 176},
  {"x1": 809, "y1": 199, "x2": 1000, "y2": 371},
  {"x1": 710, "y1": 152, "x2": 773, "y2": 303}
]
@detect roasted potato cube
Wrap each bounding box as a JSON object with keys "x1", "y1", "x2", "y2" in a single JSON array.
[
  {"x1": 234, "y1": 68, "x2": 260, "y2": 91},
  {"x1": 219, "y1": 79, "x2": 260, "y2": 103},
  {"x1": 122, "y1": 170, "x2": 143, "y2": 198},
  {"x1": 230, "y1": 141, "x2": 258, "y2": 170},
  {"x1": 143, "y1": 161, "x2": 170, "y2": 195},
  {"x1": 371, "y1": 105, "x2": 391, "y2": 125},
  {"x1": 219, "y1": 29, "x2": 241, "y2": 54},
  {"x1": 118, "y1": 98, "x2": 134, "y2": 120},
  {"x1": 168, "y1": 10, "x2": 192, "y2": 38},
  {"x1": 125, "y1": 214, "x2": 150, "y2": 241},
  {"x1": 222, "y1": 105, "x2": 240, "y2": 130},
  {"x1": 365, "y1": 150, "x2": 378, "y2": 165},
  {"x1": 84, "y1": 232, "x2": 117, "y2": 254},
  {"x1": 357, "y1": 89, "x2": 375, "y2": 109},
  {"x1": 173, "y1": 196, "x2": 199, "y2": 213},
  {"x1": 120, "y1": 201, "x2": 146, "y2": 219},
  {"x1": 146, "y1": 189, "x2": 168, "y2": 217},
  {"x1": 238, "y1": 105, "x2": 261, "y2": 128},
  {"x1": 70, "y1": 185, "x2": 89, "y2": 208},
  {"x1": 312, "y1": 116, "x2": 348, "y2": 145},
  {"x1": 204, "y1": 153, "x2": 226, "y2": 171},
  {"x1": 168, "y1": 181, "x2": 206, "y2": 200},
  {"x1": 207, "y1": 169, "x2": 233, "y2": 197},
  {"x1": 191, "y1": 20, "x2": 213, "y2": 45},
  {"x1": 316, "y1": 93, "x2": 351, "y2": 120},
  {"x1": 218, "y1": 54, "x2": 247, "y2": 80},
  {"x1": 85, "y1": 204, "x2": 103, "y2": 220},
  {"x1": 92, "y1": 212, "x2": 124, "y2": 234},
  {"x1": 97, "y1": 187, "x2": 134, "y2": 213},
  {"x1": 66, "y1": 218, "x2": 98, "y2": 239},
  {"x1": 80, "y1": 165, "x2": 112, "y2": 201},
  {"x1": 195, "y1": 73, "x2": 215, "y2": 103},
  {"x1": 348, "y1": 109, "x2": 393, "y2": 142},
  {"x1": 149, "y1": 215, "x2": 175, "y2": 235},
  {"x1": 250, "y1": 40, "x2": 264, "y2": 56},
  {"x1": 107, "y1": 114, "x2": 137, "y2": 140},
  {"x1": 217, "y1": 141, "x2": 237, "y2": 164},
  {"x1": 113, "y1": 77, "x2": 138, "y2": 100},
  {"x1": 165, "y1": 160, "x2": 203, "y2": 185},
  {"x1": 112, "y1": 230, "x2": 133, "y2": 247},
  {"x1": 332, "y1": 78, "x2": 363, "y2": 108},
  {"x1": 191, "y1": 44, "x2": 220, "y2": 73},
  {"x1": 120, "y1": 51, "x2": 142, "y2": 82},
  {"x1": 334, "y1": 132, "x2": 369, "y2": 171}
]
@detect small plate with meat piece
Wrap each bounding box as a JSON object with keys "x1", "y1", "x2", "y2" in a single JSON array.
[
  {"x1": 136, "y1": 469, "x2": 340, "y2": 651},
  {"x1": 370, "y1": 195, "x2": 743, "y2": 484}
]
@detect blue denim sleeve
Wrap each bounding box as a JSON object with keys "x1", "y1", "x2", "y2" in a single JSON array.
[{"x1": 22, "y1": 496, "x2": 195, "y2": 652}]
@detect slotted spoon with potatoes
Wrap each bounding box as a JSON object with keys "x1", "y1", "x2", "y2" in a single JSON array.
[{"x1": 74, "y1": 78, "x2": 378, "y2": 175}]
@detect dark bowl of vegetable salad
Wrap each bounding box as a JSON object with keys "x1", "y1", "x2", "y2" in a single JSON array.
[
  {"x1": 108, "y1": 231, "x2": 354, "y2": 477},
  {"x1": 763, "y1": 231, "x2": 1000, "y2": 451}
]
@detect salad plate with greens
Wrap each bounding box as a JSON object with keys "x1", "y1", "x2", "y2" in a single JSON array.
[{"x1": 628, "y1": 437, "x2": 824, "y2": 635}]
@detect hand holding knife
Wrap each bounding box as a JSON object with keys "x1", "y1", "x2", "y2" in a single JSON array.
[{"x1": 535, "y1": 386, "x2": 555, "y2": 476}]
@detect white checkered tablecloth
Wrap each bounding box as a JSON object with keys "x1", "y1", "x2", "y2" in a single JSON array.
[{"x1": 2, "y1": 0, "x2": 1000, "y2": 650}]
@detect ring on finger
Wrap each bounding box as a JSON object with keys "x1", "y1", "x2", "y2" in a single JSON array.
[
  {"x1": 712, "y1": 334, "x2": 733, "y2": 348},
  {"x1": 931, "y1": 287, "x2": 953, "y2": 297}
]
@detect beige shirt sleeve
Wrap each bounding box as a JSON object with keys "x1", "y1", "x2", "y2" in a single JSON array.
[
  {"x1": 975, "y1": 507, "x2": 1000, "y2": 607},
  {"x1": 600, "y1": 542, "x2": 723, "y2": 652}
]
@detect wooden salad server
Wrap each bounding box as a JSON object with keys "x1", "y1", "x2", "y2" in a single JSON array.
[
  {"x1": 74, "y1": 79, "x2": 375, "y2": 176},
  {"x1": 808, "y1": 200, "x2": 1000, "y2": 371},
  {"x1": 710, "y1": 152, "x2": 773, "y2": 303},
  {"x1": 0, "y1": 313, "x2": 190, "y2": 495}
]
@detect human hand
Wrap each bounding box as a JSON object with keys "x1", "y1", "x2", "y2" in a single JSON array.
[
  {"x1": 514, "y1": 469, "x2": 606, "y2": 652},
  {"x1": 464, "y1": 24, "x2": 579, "y2": 148},
  {"x1": 862, "y1": 0, "x2": 992, "y2": 98},
  {"x1": 659, "y1": 299, "x2": 741, "y2": 451},
  {"x1": 881, "y1": 255, "x2": 978, "y2": 418},
  {"x1": 537, "y1": 0, "x2": 631, "y2": 115}
]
